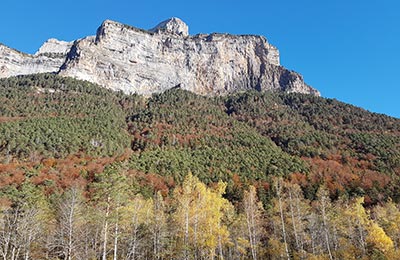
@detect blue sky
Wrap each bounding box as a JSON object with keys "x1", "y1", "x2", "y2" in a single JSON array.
[{"x1": 1, "y1": 0, "x2": 399, "y2": 118}]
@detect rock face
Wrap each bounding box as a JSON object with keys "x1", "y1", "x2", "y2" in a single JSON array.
[
  {"x1": 149, "y1": 17, "x2": 189, "y2": 36},
  {"x1": 35, "y1": 38, "x2": 73, "y2": 56},
  {"x1": 0, "y1": 18, "x2": 320, "y2": 96},
  {"x1": 0, "y1": 39, "x2": 71, "y2": 78}
]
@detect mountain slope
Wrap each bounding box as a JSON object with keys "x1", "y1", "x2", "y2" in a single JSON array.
[
  {"x1": 0, "y1": 74, "x2": 136, "y2": 159},
  {"x1": 224, "y1": 91, "x2": 400, "y2": 202},
  {"x1": 0, "y1": 74, "x2": 399, "y2": 259}
]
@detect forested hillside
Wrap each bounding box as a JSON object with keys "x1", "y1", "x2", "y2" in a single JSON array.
[{"x1": 0, "y1": 74, "x2": 399, "y2": 259}]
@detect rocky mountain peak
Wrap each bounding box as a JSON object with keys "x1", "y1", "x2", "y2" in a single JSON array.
[
  {"x1": 149, "y1": 17, "x2": 189, "y2": 36},
  {"x1": 0, "y1": 39, "x2": 68, "y2": 78},
  {"x1": 35, "y1": 38, "x2": 73, "y2": 55},
  {"x1": 0, "y1": 18, "x2": 320, "y2": 96}
]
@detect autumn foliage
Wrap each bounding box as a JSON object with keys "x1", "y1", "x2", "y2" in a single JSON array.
[{"x1": 0, "y1": 74, "x2": 399, "y2": 259}]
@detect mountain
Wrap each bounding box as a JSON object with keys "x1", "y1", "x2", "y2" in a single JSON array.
[
  {"x1": 0, "y1": 18, "x2": 319, "y2": 96},
  {"x1": 1, "y1": 19, "x2": 400, "y2": 259}
]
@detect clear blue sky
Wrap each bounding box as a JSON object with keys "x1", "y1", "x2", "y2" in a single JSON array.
[{"x1": 1, "y1": 0, "x2": 399, "y2": 118}]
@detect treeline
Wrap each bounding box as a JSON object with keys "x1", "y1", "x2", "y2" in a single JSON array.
[{"x1": 1, "y1": 166, "x2": 399, "y2": 260}]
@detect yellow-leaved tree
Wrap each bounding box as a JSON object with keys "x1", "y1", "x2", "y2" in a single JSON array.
[
  {"x1": 374, "y1": 199, "x2": 400, "y2": 249},
  {"x1": 338, "y1": 197, "x2": 394, "y2": 259},
  {"x1": 367, "y1": 222, "x2": 394, "y2": 255},
  {"x1": 123, "y1": 193, "x2": 154, "y2": 260},
  {"x1": 172, "y1": 173, "x2": 233, "y2": 260}
]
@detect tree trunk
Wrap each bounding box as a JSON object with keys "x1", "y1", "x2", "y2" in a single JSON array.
[
  {"x1": 128, "y1": 210, "x2": 140, "y2": 260},
  {"x1": 276, "y1": 181, "x2": 290, "y2": 260},
  {"x1": 24, "y1": 233, "x2": 33, "y2": 260},
  {"x1": 358, "y1": 218, "x2": 366, "y2": 255},
  {"x1": 294, "y1": 193, "x2": 305, "y2": 254},
  {"x1": 320, "y1": 195, "x2": 333, "y2": 260},
  {"x1": 184, "y1": 209, "x2": 189, "y2": 260},
  {"x1": 218, "y1": 231, "x2": 223, "y2": 260},
  {"x1": 113, "y1": 221, "x2": 119, "y2": 260},
  {"x1": 67, "y1": 190, "x2": 76, "y2": 260},
  {"x1": 244, "y1": 187, "x2": 258, "y2": 260},
  {"x1": 102, "y1": 198, "x2": 110, "y2": 260},
  {"x1": 194, "y1": 198, "x2": 199, "y2": 260},
  {"x1": 288, "y1": 189, "x2": 300, "y2": 251}
]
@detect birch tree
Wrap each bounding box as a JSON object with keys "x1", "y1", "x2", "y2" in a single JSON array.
[
  {"x1": 53, "y1": 186, "x2": 85, "y2": 260},
  {"x1": 91, "y1": 165, "x2": 132, "y2": 260},
  {"x1": 374, "y1": 199, "x2": 400, "y2": 248},
  {"x1": 243, "y1": 185, "x2": 264, "y2": 260},
  {"x1": 316, "y1": 185, "x2": 334, "y2": 260},
  {"x1": 267, "y1": 178, "x2": 291, "y2": 260},
  {"x1": 0, "y1": 182, "x2": 48, "y2": 260},
  {"x1": 150, "y1": 191, "x2": 167, "y2": 260},
  {"x1": 172, "y1": 174, "x2": 232, "y2": 259},
  {"x1": 124, "y1": 194, "x2": 153, "y2": 260}
]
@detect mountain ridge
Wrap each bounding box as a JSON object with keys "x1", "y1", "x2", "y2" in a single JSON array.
[{"x1": 0, "y1": 18, "x2": 320, "y2": 96}]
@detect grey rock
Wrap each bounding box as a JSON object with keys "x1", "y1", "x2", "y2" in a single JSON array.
[
  {"x1": 149, "y1": 17, "x2": 189, "y2": 36},
  {"x1": 0, "y1": 18, "x2": 320, "y2": 96},
  {"x1": 0, "y1": 42, "x2": 67, "y2": 77},
  {"x1": 35, "y1": 38, "x2": 73, "y2": 55}
]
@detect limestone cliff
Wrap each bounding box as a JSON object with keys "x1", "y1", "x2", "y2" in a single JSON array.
[
  {"x1": 35, "y1": 38, "x2": 73, "y2": 56},
  {"x1": 0, "y1": 40, "x2": 69, "y2": 77},
  {"x1": 0, "y1": 18, "x2": 320, "y2": 96}
]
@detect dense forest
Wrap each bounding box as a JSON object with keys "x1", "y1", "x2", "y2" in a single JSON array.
[{"x1": 0, "y1": 74, "x2": 399, "y2": 259}]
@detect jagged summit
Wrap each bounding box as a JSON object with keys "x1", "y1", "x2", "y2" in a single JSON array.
[
  {"x1": 149, "y1": 17, "x2": 189, "y2": 36},
  {"x1": 35, "y1": 38, "x2": 73, "y2": 55},
  {"x1": 0, "y1": 18, "x2": 320, "y2": 96}
]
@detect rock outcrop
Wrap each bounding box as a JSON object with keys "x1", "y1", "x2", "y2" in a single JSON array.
[
  {"x1": 0, "y1": 39, "x2": 71, "y2": 78},
  {"x1": 35, "y1": 38, "x2": 73, "y2": 56},
  {"x1": 0, "y1": 18, "x2": 320, "y2": 96},
  {"x1": 149, "y1": 17, "x2": 189, "y2": 37}
]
